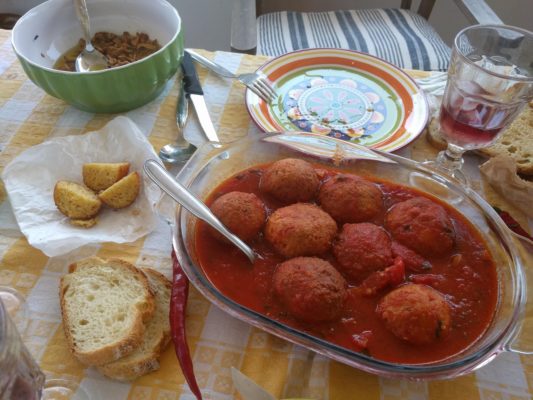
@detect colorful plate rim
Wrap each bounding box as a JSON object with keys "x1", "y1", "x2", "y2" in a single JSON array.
[{"x1": 246, "y1": 48, "x2": 430, "y2": 153}]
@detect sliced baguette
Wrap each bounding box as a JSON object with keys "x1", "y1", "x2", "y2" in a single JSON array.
[
  {"x1": 97, "y1": 268, "x2": 171, "y2": 381},
  {"x1": 59, "y1": 257, "x2": 155, "y2": 366},
  {"x1": 98, "y1": 172, "x2": 141, "y2": 209},
  {"x1": 83, "y1": 162, "x2": 130, "y2": 192}
]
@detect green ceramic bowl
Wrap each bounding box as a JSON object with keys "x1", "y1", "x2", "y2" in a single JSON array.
[{"x1": 11, "y1": 0, "x2": 184, "y2": 113}]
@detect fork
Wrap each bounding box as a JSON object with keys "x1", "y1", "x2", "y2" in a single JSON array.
[{"x1": 186, "y1": 49, "x2": 277, "y2": 103}]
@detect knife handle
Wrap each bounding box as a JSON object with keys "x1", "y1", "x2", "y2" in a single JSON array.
[{"x1": 181, "y1": 51, "x2": 203, "y2": 96}]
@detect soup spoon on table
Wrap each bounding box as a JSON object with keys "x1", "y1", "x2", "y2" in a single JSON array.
[
  {"x1": 144, "y1": 159, "x2": 257, "y2": 263},
  {"x1": 73, "y1": 0, "x2": 107, "y2": 72},
  {"x1": 159, "y1": 85, "x2": 196, "y2": 163}
]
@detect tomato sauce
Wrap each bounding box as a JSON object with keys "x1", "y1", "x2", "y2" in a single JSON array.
[{"x1": 194, "y1": 164, "x2": 498, "y2": 364}]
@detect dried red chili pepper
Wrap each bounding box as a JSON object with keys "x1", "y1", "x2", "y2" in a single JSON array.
[
  {"x1": 170, "y1": 250, "x2": 203, "y2": 400},
  {"x1": 493, "y1": 207, "x2": 533, "y2": 241}
]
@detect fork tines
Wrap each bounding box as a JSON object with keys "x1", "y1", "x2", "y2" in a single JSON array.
[{"x1": 251, "y1": 76, "x2": 277, "y2": 103}]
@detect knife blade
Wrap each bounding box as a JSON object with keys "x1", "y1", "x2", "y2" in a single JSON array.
[{"x1": 181, "y1": 51, "x2": 219, "y2": 143}]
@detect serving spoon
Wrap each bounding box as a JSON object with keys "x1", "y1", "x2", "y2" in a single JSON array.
[
  {"x1": 144, "y1": 159, "x2": 257, "y2": 263},
  {"x1": 73, "y1": 0, "x2": 107, "y2": 72}
]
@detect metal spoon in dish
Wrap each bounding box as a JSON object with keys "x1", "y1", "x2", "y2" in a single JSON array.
[
  {"x1": 73, "y1": 0, "x2": 107, "y2": 72},
  {"x1": 144, "y1": 159, "x2": 257, "y2": 263},
  {"x1": 159, "y1": 85, "x2": 196, "y2": 163}
]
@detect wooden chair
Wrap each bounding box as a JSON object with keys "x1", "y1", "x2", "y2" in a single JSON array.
[{"x1": 230, "y1": 0, "x2": 503, "y2": 71}]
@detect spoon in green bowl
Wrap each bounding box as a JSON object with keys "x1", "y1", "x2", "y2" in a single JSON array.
[{"x1": 73, "y1": 0, "x2": 107, "y2": 72}]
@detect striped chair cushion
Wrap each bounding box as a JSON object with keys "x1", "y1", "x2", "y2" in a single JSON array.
[{"x1": 257, "y1": 8, "x2": 451, "y2": 71}]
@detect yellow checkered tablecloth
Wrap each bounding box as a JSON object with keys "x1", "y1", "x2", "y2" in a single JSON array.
[{"x1": 1, "y1": 28, "x2": 532, "y2": 400}]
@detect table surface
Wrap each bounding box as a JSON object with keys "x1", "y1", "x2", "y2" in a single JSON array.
[{"x1": 1, "y1": 28, "x2": 532, "y2": 400}]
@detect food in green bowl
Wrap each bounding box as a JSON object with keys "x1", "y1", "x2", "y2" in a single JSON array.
[
  {"x1": 11, "y1": 0, "x2": 184, "y2": 113},
  {"x1": 54, "y1": 31, "x2": 162, "y2": 72}
]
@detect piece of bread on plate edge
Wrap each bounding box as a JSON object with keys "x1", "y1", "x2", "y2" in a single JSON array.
[
  {"x1": 59, "y1": 257, "x2": 155, "y2": 366},
  {"x1": 97, "y1": 268, "x2": 172, "y2": 381}
]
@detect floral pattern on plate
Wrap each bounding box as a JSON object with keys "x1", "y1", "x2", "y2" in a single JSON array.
[{"x1": 284, "y1": 76, "x2": 387, "y2": 141}]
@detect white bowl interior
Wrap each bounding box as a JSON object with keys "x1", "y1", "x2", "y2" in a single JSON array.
[{"x1": 12, "y1": 0, "x2": 181, "y2": 68}]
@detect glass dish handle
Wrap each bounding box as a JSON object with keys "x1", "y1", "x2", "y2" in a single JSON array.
[{"x1": 505, "y1": 234, "x2": 533, "y2": 355}]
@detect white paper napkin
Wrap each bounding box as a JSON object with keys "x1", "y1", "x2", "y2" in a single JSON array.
[
  {"x1": 2, "y1": 116, "x2": 163, "y2": 257},
  {"x1": 480, "y1": 155, "x2": 533, "y2": 218}
]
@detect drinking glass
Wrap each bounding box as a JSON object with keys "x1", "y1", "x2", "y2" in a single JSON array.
[
  {"x1": 425, "y1": 24, "x2": 533, "y2": 184},
  {"x1": 0, "y1": 299, "x2": 89, "y2": 399},
  {"x1": 0, "y1": 298, "x2": 45, "y2": 399},
  {"x1": 0, "y1": 286, "x2": 29, "y2": 332}
]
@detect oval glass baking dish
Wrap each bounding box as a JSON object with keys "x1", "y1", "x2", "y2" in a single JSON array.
[{"x1": 171, "y1": 132, "x2": 533, "y2": 380}]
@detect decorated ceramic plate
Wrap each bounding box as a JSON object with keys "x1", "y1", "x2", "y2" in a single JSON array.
[{"x1": 246, "y1": 48, "x2": 429, "y2": 152}]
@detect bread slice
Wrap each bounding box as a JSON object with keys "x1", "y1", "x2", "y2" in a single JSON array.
[
  {"x1": 54, "y1": 181, "x2": 102, "y2": 219},
  {"x1": 98, "y1": 172, "x2": 140, "y2": 209},
  {"x1": 83, "y1": 162, "x2": 130, "y2": 192},
  {"x1": 59, "y1": 257, "x2": 155, "y2": 366},
  {"x1": 97, "y1": 268, "x2": 171, "y2": 381},
  {"x1": 479, "y1": 102, "x2": 533, "y2": 175}
]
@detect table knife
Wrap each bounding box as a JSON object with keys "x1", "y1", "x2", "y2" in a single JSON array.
[{"x1": 181, "y1": 51, "x2": 220, "y2": 143}]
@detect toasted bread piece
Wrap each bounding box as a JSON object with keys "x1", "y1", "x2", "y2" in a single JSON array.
[
  {"x1": 70, "y1": 218, "x2": 98, "y2": 228},
  {"x1": 83, "y1": 162, "x2": 130, "y2": 192},
  {"x1": 479, "y1": 103, "x2": 533, "y2": 175},
  {"x1": 98, "y1": 172, "x2": 140, "y2": 209},
  {"x1": 97, "y1": 268, "x2": 171, "y2": 381},
  {"x1": 54, "y1": 181, "x2": 102, "y2": 219},
  {"x1": 425, "y1": 117, "x2": 448, "y2": 151},
  {"x1": 59, "y1": 257, "x2": 155, "y2": 366}
]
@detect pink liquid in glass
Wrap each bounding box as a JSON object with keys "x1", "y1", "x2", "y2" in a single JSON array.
[
  {"x1": 439, "y1": 80, "x2": 523, "y2": 150},
  {"x1": 439, "y1": 105, "x2": 501, "y2": 148}
]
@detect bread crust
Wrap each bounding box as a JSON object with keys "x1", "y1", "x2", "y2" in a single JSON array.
[
  {"x1": 97, "y1": 357, "x2": 161, "y2": 382},
  {"x1": 425, "y1": 117, "x2": 447, "y2": 151},
  {"x1": 98, "y1": 172, "x2": 141, "y2": 209},
  {"x1": 60, "y1": 257, "x2": 155, "y2": 366},
  {"x1": 143, "y1": 268, "x2": 172, "y2": 345},
  {"x1": 478, "y1": 104, "x2": 533, "y2": 175},
  {"x1": 69, "y1": 218, "x2": 98, "y2": 228},
  {"x1": 83, "y1": 162, "x2": 130, "y2": 192},
  {"x1": 96, "y1": 268, "x2": 171, "y2": 381}
]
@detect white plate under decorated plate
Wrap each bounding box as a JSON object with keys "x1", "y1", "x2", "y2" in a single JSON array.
[{"x1": 246, "y1": 48, "x2": 429, "y2": 152}]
